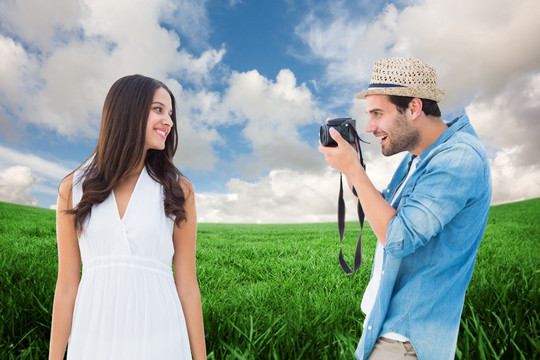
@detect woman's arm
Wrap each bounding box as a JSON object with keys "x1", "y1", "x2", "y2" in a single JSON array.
[
  {"x1": 49, "y1": 174, "x2": 81, "y2": 360},
  {"x1": 173, "y1": 178, "x2": 206, "y2": 359}
]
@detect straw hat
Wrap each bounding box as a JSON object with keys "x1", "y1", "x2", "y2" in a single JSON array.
[{"x1": 355, "y1": 57, "x2": 445, "y2": 102}]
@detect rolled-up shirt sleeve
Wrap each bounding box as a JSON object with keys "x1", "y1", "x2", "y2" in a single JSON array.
[{"x1": 384, "y1": 143, "x2": 489, "y2": 258}]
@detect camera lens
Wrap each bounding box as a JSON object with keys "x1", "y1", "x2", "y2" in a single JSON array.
[{"x1": 320, "y1": 124, "x2": 337, "y2": 147}]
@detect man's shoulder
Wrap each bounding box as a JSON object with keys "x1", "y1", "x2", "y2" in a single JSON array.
[
  {"x1": 443, "y1": 130, "x2": 488, "y2": 162},
  {"x1": 429, "y1": 116, "x2": 488, "y2": 162}
]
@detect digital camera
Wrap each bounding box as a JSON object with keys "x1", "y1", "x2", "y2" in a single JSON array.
[{"x1": 319, "y1": 117, "x2": 357, "y2": 147}]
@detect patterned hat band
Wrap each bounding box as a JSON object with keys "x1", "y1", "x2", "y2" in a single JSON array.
[{"x1": 355, "y1": 57, "x2": 445, "y2": 102}]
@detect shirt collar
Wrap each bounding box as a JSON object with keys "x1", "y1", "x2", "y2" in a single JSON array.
[{"x1": 416, "y1": 114, "x2": 471, "y2": 162}]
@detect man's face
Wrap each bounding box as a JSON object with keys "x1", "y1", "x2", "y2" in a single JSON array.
[{"x1": 365, "y1": 95, "x2": 420, "y2": 156}]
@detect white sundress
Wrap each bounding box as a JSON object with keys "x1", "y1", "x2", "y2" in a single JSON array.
[{"x1": 67, "y1": 166, "x2": 192, "y2": 359}]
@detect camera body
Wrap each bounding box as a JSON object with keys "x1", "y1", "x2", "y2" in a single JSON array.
[{"x1": 320, "y1": 117, "x2": 357, "y2": 147}]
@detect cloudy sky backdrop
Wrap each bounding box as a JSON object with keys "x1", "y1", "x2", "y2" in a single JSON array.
[{"x1": 1, "y1": 0, "x2": 539, "y2": 223}]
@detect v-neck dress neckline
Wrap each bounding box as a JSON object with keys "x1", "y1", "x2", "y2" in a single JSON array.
[{"x1": 112, "y1": 166, "x2": 146, "y2": 222}]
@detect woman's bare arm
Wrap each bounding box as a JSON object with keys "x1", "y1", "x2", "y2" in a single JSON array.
[
  {"x1": 49, "y1": 174, "x2": 81, "y2": 360},
  {"x1": 172, "y1": 178, "x2": 206, "y2": 359}
]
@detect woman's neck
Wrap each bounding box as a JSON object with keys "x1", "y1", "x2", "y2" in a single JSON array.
[{"x1": 124, "y1": 156, "x2": 146, "y2": 178}]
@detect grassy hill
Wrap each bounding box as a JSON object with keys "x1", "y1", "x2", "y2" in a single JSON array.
[{"x1": 0, "y1": 199, "x2": 539, "y2": 359}]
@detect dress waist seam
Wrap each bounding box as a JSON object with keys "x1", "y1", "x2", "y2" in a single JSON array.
[{"x1": 82, "y1": 255, "x2": 172, "y2": 276}]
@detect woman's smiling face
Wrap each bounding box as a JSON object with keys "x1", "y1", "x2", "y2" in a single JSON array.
[{"x1": 145, "y1": 87, "x2": 174, "y2": 152}]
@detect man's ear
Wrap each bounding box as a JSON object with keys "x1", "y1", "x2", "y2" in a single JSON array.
[{"x1": 408, "y1": 98, "x2": 423, "y2": 119}]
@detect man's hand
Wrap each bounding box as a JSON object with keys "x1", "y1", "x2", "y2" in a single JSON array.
[
  {"x1": 319, "y1": 127, "x2": 396, "y2": 244},
  {"x1": 318, "y1": 127, "x2": 363, "y2": 176}
]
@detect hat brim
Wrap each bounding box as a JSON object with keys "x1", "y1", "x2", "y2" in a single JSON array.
[{"x1": 355, "y1": 86, "x2": 445, "y2": 102}]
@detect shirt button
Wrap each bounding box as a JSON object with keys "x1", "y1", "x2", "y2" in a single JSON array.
[
  {"x1": 382, "y1": 271, "x2": 384, "y2": 275},
  {"x1": 368, "y1": 326, "x2": 372, "y2": 330}
]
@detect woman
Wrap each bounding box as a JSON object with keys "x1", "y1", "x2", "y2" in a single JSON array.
[{"x1": 49, "y1": 75, "x2": 206, "y2": 359}]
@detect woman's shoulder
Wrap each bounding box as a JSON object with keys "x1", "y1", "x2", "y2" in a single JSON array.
[
  {"x1": 58, "y1": 173, "x2": 75, "y2": 209},
  {"x1": 59, "y1": 163, "x2": 88, "y2": 207},
  {"x1": 178, "y1": 175, "x2": 194, "y2": 198},
  {"x1": 59, "y1": 173, "x2": 75, "y2": 196}
]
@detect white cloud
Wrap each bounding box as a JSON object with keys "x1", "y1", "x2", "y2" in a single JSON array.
[
  {"x1": 195, "y1": 150, "x2": 402, "y2": 224},
  {"x1": 173, "y1": 68, "x2": 333, "y2": 175},
  {"x1": 466, "y1": 74, "x2": 540, "y2": 165},
  {"x1": 465, "y1": 73, "x2": 540, "y2": 203},
  {"x1": 161, "y1": 0, "x2": 211, "y2": 49},
  {"x1": 0, "y1": 0, "x2": 226, "y2": 139},
  {"x1": 0, "y1": 34, "x2": 41, "y2": 139},
  {"x1": 223, "y1": 69, "x2": 325, "y2": 175},
  {"x1": 488, "y1": 147, "x2": 540, "y2": 204},
  {"x1": 392, "y1": 0, "x2": 540, "y2": 109},
  {"x1": 0, "y1": 145, "x2": 77, "y2": 207},
  {"x1": 167, "y1": 80, "x2": 225, "y2": 171},
  {"x1": 296, "y1": 0, "x2": 540, "y2": 107},
  {"x1": 0, "y1": 0, "x2": 228, "y2": 180},
  {"x1": 228, "y1": 0, "x2": 243, "y2": 7},
  {"x1": 0, "y1": 0, "x2": 82, "y2": 47},
  {"x1": 0, "y1": 145, "x2": 75, "y2": 180},
  {"x1": 294, "y1": 4, "x2": 395, "y2": 87},
  {"x1": 174, "y1": 117, "x2": 221, "y2": 171},
  {"x1": 0, "y1": 166, "x2": 38, "y2": 206},
  {"x1": 196, "y1": 168, "x2": 352, "y2": 223}
]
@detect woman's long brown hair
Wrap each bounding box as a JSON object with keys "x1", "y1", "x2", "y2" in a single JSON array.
[{"x1": 69, "y1": 74, "x2": 187, "y2": 232}]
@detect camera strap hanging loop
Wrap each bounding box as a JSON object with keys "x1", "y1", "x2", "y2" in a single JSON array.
[
  {"x1": 337, "y1": 132, "x2": 366, "y2": 275},
  {"x1": 338, "y1": 174, "x2": 365, "y2": 274}
]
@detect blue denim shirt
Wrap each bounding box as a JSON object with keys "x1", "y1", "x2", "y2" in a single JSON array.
[{"x1": 355, "y1": 115, "x2": 492, "y2": 360}]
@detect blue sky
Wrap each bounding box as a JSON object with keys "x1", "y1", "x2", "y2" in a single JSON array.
[{"x1": 1, "y1": 0, "x2": 539, "y2": 223}]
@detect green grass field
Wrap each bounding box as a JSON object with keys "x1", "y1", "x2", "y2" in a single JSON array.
[{"x1": 0, "y1": 198, "x2": 539, "y2": 359}]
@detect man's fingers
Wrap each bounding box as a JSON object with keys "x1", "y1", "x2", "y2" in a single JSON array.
[{"x1": 329, "y1": 127, "x2": 345, "y2": 145}]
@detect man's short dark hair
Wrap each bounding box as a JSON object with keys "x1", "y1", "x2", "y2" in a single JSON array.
[{"x1": 388, "y1": 95, "x2": 441, "y2": 117}]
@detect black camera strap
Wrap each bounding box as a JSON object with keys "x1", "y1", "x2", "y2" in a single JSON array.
[{"x1": 337, "y1": 132, "x2": 366, "y2": 275}]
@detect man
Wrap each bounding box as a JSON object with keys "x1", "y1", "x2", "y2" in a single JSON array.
[{"x1": 319, "y1": 57, "x2": 492, "y2": 360}]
